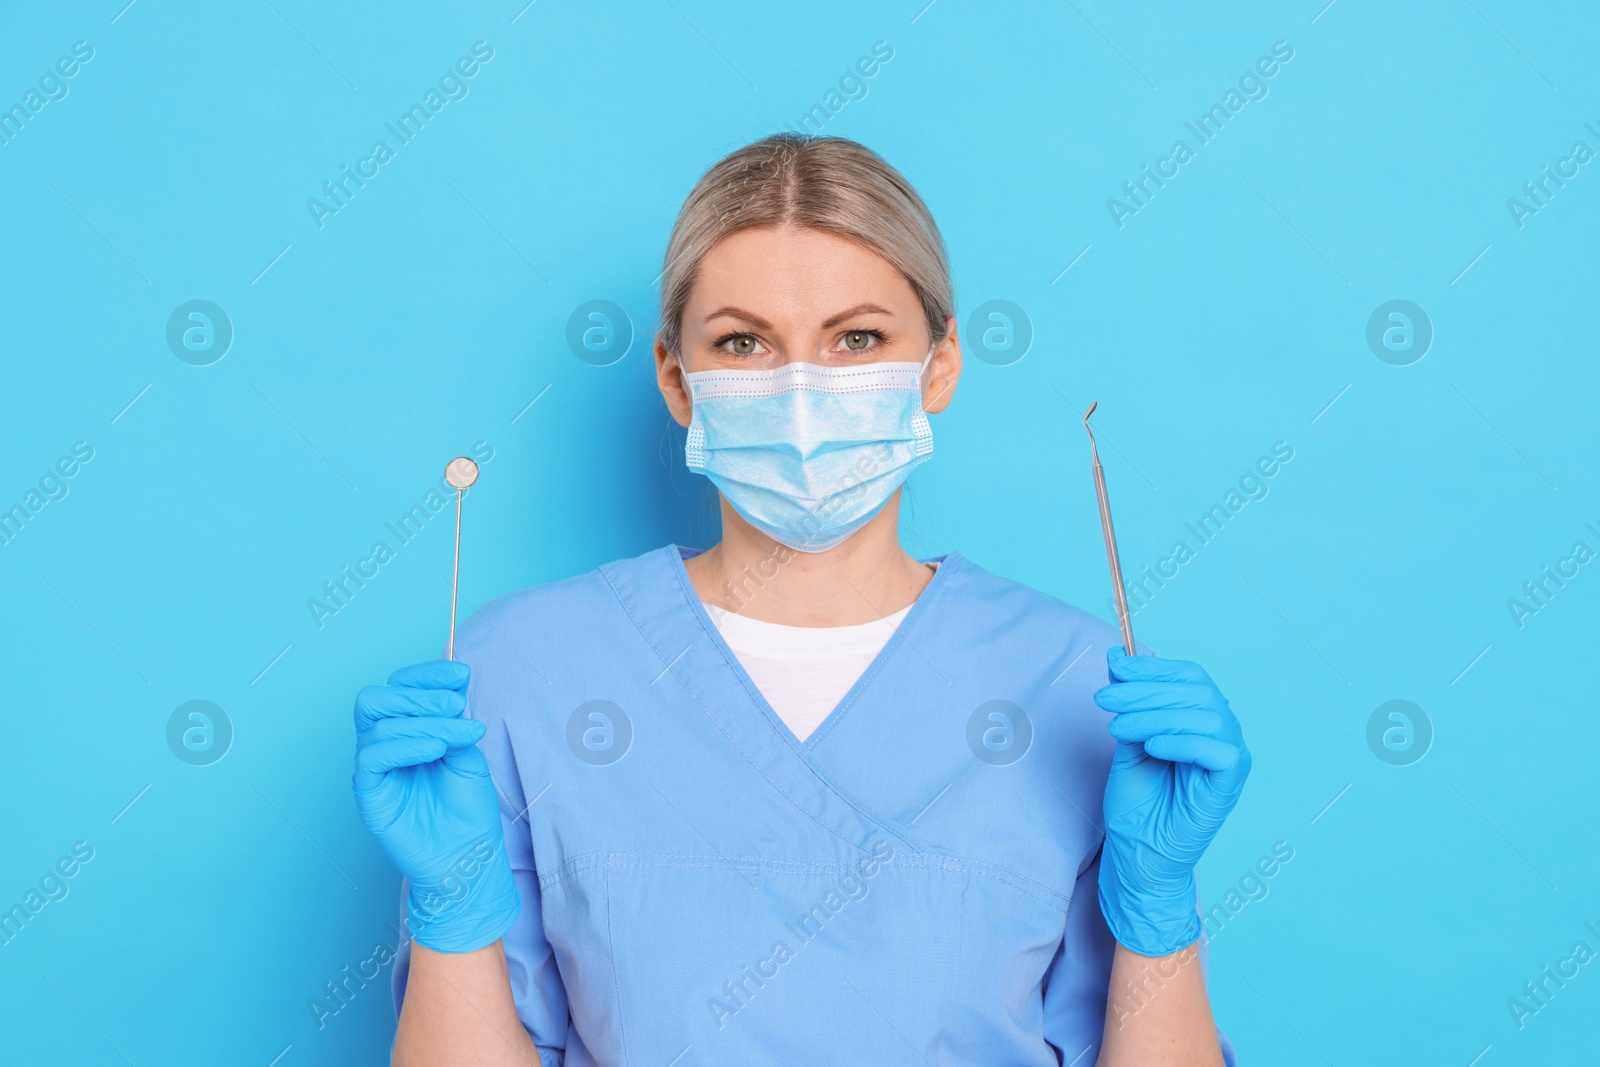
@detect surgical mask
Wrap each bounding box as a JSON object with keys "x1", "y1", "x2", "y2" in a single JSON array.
[{"x1": 683, "y1": 348, "x2": 936, "y2": 552}]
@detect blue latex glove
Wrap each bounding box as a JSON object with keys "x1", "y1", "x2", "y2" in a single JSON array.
[
  {"x1": 1094, "y1": 647, "x2": 1251, "y2": 957},
  {"x1": 352, "y1": 660, "x2": 520, "y2": 953}
]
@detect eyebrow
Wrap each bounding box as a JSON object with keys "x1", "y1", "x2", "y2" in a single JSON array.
[{"x1": 702, "y1": 303, "x2": 895, "y2": 331}]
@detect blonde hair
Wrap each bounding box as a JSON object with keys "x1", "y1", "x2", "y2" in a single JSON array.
[{"x1": 658, "y1": 133, "x2": 953, "y2": 358}]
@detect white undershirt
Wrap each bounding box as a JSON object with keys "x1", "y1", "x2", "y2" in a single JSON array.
[
  {"x1": 706, "y1": 603, "x2": 910, "y2": 742},
  {"x1": 704, "y1": 563, "x2": 937, "y2": 741}
]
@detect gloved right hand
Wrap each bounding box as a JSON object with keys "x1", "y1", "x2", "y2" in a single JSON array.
[{"x1": 352, "y1": 659, "x2": 520, "y2": 953}]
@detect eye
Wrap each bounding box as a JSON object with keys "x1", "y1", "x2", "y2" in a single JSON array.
[
  {"x1": 839, "y1": 329, "x2": 885, "y2": 353},
  {"x1": 713, "y1": 332, "x2": 766, "y2": 358}
]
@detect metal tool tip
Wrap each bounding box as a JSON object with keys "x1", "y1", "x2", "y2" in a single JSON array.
[{"x1": 1084, "y1": 400, "x2": 1098, "y2": 426}]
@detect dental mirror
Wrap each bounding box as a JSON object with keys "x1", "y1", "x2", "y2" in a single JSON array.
[{"x1": 445, "y1": 457, "x2": 479, "y2": 659}]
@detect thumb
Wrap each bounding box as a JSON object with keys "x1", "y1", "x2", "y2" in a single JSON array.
[
  {"x1": 1110, "y1": 736, "x2": 1151, "y2": 770},
  {"x1": 440, "y1": 734, "x2": 491, "y2": 779},
  {"x1": 1207, "y1": 746, "x2": 1252, "y2": 798}
]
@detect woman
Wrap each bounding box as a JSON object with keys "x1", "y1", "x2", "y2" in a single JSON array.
[{"x1": 354, "y1": 134, "x2": 1249, "y2": 1065}]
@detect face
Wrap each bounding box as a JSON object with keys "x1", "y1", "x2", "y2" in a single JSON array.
[{"x1": 656, "y1": 226, "x2": 961, "y2": 426}]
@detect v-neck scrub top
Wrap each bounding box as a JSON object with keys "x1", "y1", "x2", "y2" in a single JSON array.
[
  {"x1": 705, "y1": 600, "x2": 914, "y2": 742},
  {"x1": 391, "y1": 545, "x2": 1233, "y2": 1066}
]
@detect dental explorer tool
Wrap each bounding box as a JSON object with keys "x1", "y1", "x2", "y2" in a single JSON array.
[
  {"x1": 1083, "y1": 403, "x2": 1137, "y2": 657},
  {"x1": 444, "y1": 456, "x2": 480, "y2": 661}
]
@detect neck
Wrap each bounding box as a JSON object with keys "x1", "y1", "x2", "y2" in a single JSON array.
[{"x1": 684, "y1": 491, "x2": 935, "y2": 626}]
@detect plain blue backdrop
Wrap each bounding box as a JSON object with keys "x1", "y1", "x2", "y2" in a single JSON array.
[{"x1": 2, "y1": 1, "x2": 1597, "y2": 1064}]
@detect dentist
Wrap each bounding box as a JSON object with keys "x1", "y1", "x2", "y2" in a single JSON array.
[{"x1": 354, "y1": 133, "x2": 1249, "y2": 1066}]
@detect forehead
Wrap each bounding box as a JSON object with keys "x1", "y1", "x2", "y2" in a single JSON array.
[{"x1": 686, "y1": 227, "x2": 918, "y2": 321}]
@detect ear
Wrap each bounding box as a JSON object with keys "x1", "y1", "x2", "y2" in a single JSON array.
[
  {"x1": 655, "y1": 336, "x2": 692, "y2": 427},
  {"x1": 922, "y1": 316, "x2": 961, "y2": 414}
]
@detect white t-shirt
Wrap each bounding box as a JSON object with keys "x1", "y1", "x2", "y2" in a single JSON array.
[{"x1": 704, "y1": 602, "x2": 912, "y2": 743}]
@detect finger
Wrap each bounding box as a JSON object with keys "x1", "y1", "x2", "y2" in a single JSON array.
[
  {"x1": 365, "y1": 715, "x2": 486, "y2": 749},
  {"x1": 1107, "y1": 648, "x2": 1211, "y2": 686},
  {"x1": 1141, "y1": 733, "x2": 1244, "y2": 774},
  {"x1": 387, "y1": 660, "x2": 470, "y2": 691},
  {"x1": 353, "y1": 736, "x2": 449, "y2": 792},
  {"x1": 354, "y1": 684, "x2": 466, "y2": 729},
  {"x1": 1094, "y1": 681, "x2": 1224, "y2": 715},
  {"x1": 1107, "y1": 709, "x2": 1227, "y2": 742}
]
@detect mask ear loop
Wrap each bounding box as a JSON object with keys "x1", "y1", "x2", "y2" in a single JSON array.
[
  {"x1": 916, "y1": 340, "x2": 946, "y2": 408},
  {"x1": 666, "y1": 350, "x2": 707, "y2": 468},
  {"x1": 911, "y1": 341, "x2": 938, "y2": 456}
]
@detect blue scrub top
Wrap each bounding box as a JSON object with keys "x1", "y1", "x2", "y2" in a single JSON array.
[{"x1": 393, "y1": 545, "x2": 1236, "y2": 1066}]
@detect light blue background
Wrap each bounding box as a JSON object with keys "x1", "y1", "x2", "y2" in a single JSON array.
[{"x1": 3, "y1": 1, "x2": 1596, "y2": 1064}]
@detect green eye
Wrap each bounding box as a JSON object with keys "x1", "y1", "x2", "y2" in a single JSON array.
[{"x1": 844, "y1": 331, "x2": 873, "y2": 351}]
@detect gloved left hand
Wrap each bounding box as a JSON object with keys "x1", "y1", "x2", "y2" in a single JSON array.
[{"x1": 1094, "y1": 647, "x2": 1251, "y2": 957}]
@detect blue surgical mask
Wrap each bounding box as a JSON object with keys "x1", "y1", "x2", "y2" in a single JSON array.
[{"x1": 683, "y1": 348, "x2": 936, "y2": 552}]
